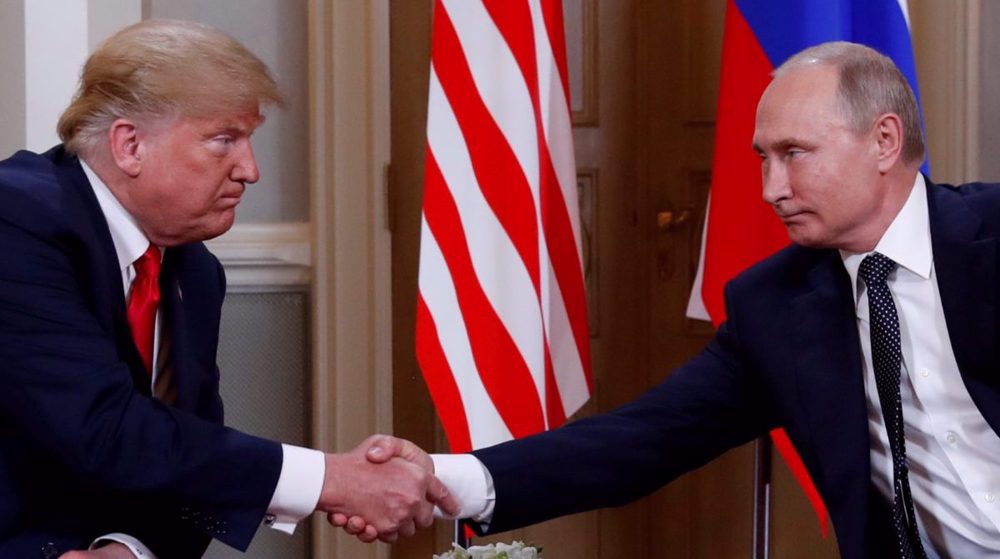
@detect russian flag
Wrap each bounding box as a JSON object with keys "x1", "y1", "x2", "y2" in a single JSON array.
[{"x1": 686, "y1": 0, "x2": 925, "y2": 537}]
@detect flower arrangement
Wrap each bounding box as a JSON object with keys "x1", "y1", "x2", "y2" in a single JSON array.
[{"x1": 433, "y1": 541, "x2": 541, "y2": 559}]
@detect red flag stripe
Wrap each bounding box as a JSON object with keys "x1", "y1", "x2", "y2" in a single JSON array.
[
  {"x1": 528, "y1": 0, "x2": 593, "y2": 393},
  {"x1": 423, "y1": 150, "x2": 547, "y2": 437},
  {"x1": 541, "y1": 177, "x2": 593, "y2": 393},
  {"x1": 417, "y1": 215, "x2": 515, "y2": 448},
  {"x1": 537, "y1": 0, "x2": 572, "y2": 111},
  {"x1": 480, "y1": 0, "x2": 590, "y2": 417},
  {"x1": 542, "y1": 350, "x2": 566, "y2": 428},
  {"x1": 545, "y1": 267, "x2": 591, "y2": 413},
  {"x1": 438, "y1": 0, "x2": 588, "y2": 422},
  {"x1": 426, "y1": 68, "x2": 549, "y2": 400},
  {"x1": 416, "y1": 294, "x2": 475, "y2": 453},
  {"x1": 432, "y1": 1, "x2": 542, "y2": 292},
  {"x1": 482, "y1": 0, "x2": 593, "y2": 397},
  {"x1": 418, "y1": 0, "x2": 592, "y2": 451}
]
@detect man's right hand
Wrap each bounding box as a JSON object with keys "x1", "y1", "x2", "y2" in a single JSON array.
[{"x1": 318, "y1": 435, "x2": 459, "y2": 543}]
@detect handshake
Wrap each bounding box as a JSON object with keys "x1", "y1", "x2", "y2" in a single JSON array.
[{"x1": 320, "y1": 434, "x2": 460, "y2": 543}]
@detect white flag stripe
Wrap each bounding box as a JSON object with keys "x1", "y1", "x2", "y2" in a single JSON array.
[
  {"x1": 418, "y1": 0, "x2": 591, "y2": 451},
  {"x1": 427, "y1": 69, "x2": 548, "y2": 400},
  {"x1": 418, "y1": 218, "x2": 514, "y2": 448},
  {"x1": 530, "y1": 0, "x2": 591, "y2": 414},
  {"x1": 685, "y1": 197, "x2": 712, "y2": 321},
  {"x1": 897, "y1": 0, "x2": 911, "y2": 28},
  {"x1": 441, "y1": 0, "x2": 541, "y2": 199},
  {"x1": 528, "y1": 0, "x2": 584, "y2": 256},
  {"x1": 545, "y1": 266, "x2": 591, "y2": 413}
]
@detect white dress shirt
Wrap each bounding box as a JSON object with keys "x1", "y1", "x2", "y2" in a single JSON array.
[
  {"x1": 841, "y1": 174, "x2": 1000, "y2": 557},
  {"x1": 80, "y1": 161, "x2": 324, "y2": 556},
  {"x1": 436, "y1": 175, "x2": 1000, "y2": 557}
]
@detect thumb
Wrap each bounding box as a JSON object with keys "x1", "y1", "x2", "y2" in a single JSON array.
[
  {"x1": 363, "y1": 434, "x2": 400, "y2": 463},
  {"x1": 427, "y1": 474, "x2": 461, "y2": 518}
]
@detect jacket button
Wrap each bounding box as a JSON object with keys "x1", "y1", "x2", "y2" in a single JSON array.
[{"x1": 41, "y1": 542, "x2": 60, "y2": 559}]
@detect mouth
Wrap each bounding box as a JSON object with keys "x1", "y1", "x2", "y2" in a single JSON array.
[
  {"x1": 219, "y1": 184, "x2": 246, "y2": 205},
  {"x1": 774, "y1": 209, "x2": 805, "y2": 223}
]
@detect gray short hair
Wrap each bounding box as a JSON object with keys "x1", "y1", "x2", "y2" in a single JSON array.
[
  {"x1": 775, "y1": 41, "x2": 925, "y2": 165},
  {"x1": 58, "y1": 19, "x2": 283, "y2": 159}
]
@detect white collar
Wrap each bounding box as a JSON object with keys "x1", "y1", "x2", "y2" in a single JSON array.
[
  {"x1": 79, "y1": 159, "x2": 153, "y2": 271},
  {"x1": 840, "y1": 174, "x2": 931, "y2": 305}
]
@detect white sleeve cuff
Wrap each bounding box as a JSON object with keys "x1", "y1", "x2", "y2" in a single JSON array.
[
  {"x1": 265, "y1": 443, "x2": 325, "y2": 534},
  {"x1": 90, "y1": 533, "x2": 157, "y2": 558},
  {"x1": 430, "y1": 454, "x2": 495, "y2": 522}
]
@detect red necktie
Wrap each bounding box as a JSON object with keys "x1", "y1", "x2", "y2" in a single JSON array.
[{"x1": 127, "y1": 244, "x2": 161, "y2": 375}]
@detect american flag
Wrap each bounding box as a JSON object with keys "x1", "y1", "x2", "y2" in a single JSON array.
[{"x1": 416, "y1": 0, "x2": 592, "y2": 454}]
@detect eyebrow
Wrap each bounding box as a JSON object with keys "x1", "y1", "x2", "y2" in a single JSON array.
[
  {"x1": 752, "y1": 137, "x2": 813, "y2": 153},
  {"x1": 219, "y1": 114, "x2": 265, "y2": 134}
]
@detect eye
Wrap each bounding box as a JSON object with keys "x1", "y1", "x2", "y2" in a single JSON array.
[{"x1": 785, "y1": 148, "x2": 805, "y2": 159}]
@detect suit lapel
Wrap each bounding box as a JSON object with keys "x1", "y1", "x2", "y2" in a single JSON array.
[
  {"x1": 159, "y1": 247, "x2": 201, "y2": 412},
  {"x1": 789, "y1": 251, "x2": 873, "y2": 555},
  {"x1": 51, "y1": 148, "x2": 151, "y2": 396},
  {"x1": 927, "y1": 182, "x2": 1000, "y2": 431}
]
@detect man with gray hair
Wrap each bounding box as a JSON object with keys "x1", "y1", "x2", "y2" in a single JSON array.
[
  {"x1": 0, "y1": 19, "x2": 456, "y2": 559},
  {"x1": 353, "y1": 41, "x2": 1000, "y2": 558}
]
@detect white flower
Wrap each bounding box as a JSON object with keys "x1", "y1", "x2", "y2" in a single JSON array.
[{"x1": 433, "y1": 540, "x2": 540, "y2": 559}]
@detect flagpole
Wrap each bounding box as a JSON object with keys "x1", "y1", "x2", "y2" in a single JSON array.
[
  {"x1": 751, "y1": 436, "x2": 772, "y2": 559},
  {"x1": 454, "y1": 520, "x2": 471, "y2": 549}
]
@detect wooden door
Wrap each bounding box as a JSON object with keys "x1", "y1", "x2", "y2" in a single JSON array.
[{"x1": 390, "y1": 1, "x2": 839, "y2": 557}]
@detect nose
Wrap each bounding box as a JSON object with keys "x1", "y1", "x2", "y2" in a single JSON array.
[
  {"x1": 233, "y1": 140, "x2": 260, "y2": 184},
  {"x1": 761, "y1": 160, "x2": 791, "y2": 206}
]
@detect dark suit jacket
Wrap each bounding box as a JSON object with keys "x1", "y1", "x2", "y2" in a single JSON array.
[
  {"x1": 0, "y1": 147, "x2": 283, "y2": 558},
  {"x1": 473, "y1": 179, "x2": 1000, "y2": 559}
]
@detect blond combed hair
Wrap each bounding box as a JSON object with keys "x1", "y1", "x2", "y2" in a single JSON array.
[
  {"x1": 775, "y1": 41, "x2": 925, "y2": 165},
  {"x1": 58, "y1": 19, "x2": 283, "y2": 158}
]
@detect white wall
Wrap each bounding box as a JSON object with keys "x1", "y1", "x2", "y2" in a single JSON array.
[
  {"x1": 0, "y1": 1, "x2": 25, "y2": 160},
  {"x1": 0, "y1": 0, "x2": 141, "y2": 157}
]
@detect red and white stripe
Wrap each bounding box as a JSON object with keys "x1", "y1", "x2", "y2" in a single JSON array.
[{"x1": 416, "y1": 0, "x2": 592, "y2": 453}]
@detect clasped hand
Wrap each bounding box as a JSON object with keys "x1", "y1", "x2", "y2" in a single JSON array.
[{"x1": 320, "y1": 435, "x2": 458, "y2": 543}]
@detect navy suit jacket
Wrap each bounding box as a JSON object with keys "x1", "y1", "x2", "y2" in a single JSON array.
[
  {"x1": 473, "y1": 179, "x2": 1000, "y2": 559},
  {"x1": 0, "y1": 147, "x2": 283, "y2": 558}
]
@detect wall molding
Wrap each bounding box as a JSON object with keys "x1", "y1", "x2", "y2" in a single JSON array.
[
  {"x1": 911, "y1": 0, "x2": 980, "y2": 183},
  {"x1": 307, "y1": 1, "x2": 392, "y2": 557},
  {"x1": 205, "y1": 222, "x2": 312, "y2": 290}
]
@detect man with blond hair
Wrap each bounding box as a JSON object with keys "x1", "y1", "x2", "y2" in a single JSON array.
[
  {"x1": 350, "y1": 41, "x2": 1000, "y2": 558},
  {"x1": 0, "y1": 19, "x2": 455, "y2": 559}
]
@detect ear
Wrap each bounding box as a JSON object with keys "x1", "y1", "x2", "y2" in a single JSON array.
[
  {"x1": 873, "y1": 113, "x2": 904, "y2": 173},
  {"x1": 107, "y1": 119, "x2": 143, "y2": 177}
]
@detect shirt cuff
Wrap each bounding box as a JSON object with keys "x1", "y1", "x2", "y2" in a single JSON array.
[
  {"x1": 90, "y1": 533, "x2": 157, "y2": 558},
  {"x1": 264, "y1": 443, "x2": 325, "y2": 534},
  {"x1": 430, "y1": 454, "x2": 496, "y2": 523}
]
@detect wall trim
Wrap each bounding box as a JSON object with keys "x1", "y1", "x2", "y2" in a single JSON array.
[
  {"x1": 911, "y1": 0, "x2": 980, "y2": 183},
  {"x1": 308, "y1": 1, "x2": 392, "y2": 557},
  {"x1": 205, "y1": 222, "x2": 312, "y2": 289}
]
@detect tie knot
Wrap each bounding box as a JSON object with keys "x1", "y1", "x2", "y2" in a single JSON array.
[
  {"x1": 859, "y1": 251, "x2": 895, "y2": 286},
  {"x1": 134, "y1": 244, "x2": 161, "y2": 278}
]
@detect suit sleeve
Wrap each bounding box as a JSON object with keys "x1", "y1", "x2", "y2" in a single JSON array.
[
  {"x1": 472, "y1": 285, "x2": 778, "y2": 534},
  {"x1": 0, "y1": 196, "x2": 281, "y2": 550}
]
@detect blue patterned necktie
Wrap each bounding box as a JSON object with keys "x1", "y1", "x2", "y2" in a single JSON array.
[{"x1": 859, "y1": 252, "x2": 928, "y2": 559}]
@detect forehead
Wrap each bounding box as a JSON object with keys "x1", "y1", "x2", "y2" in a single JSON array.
[
  {"x1": 164, "y1": 109, "x2": 265, "y2": 136},
  {"x1": 753, "y1": 64, "x2": 846, "y2": 147}
]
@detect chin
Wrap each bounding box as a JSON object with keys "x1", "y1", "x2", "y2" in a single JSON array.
[
  {"x1": 206, "y1": 212, "x2": 237, "y2": 239},
  {"x1": 785, "y1": 228, "x2": 829, "y2": 249}
]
